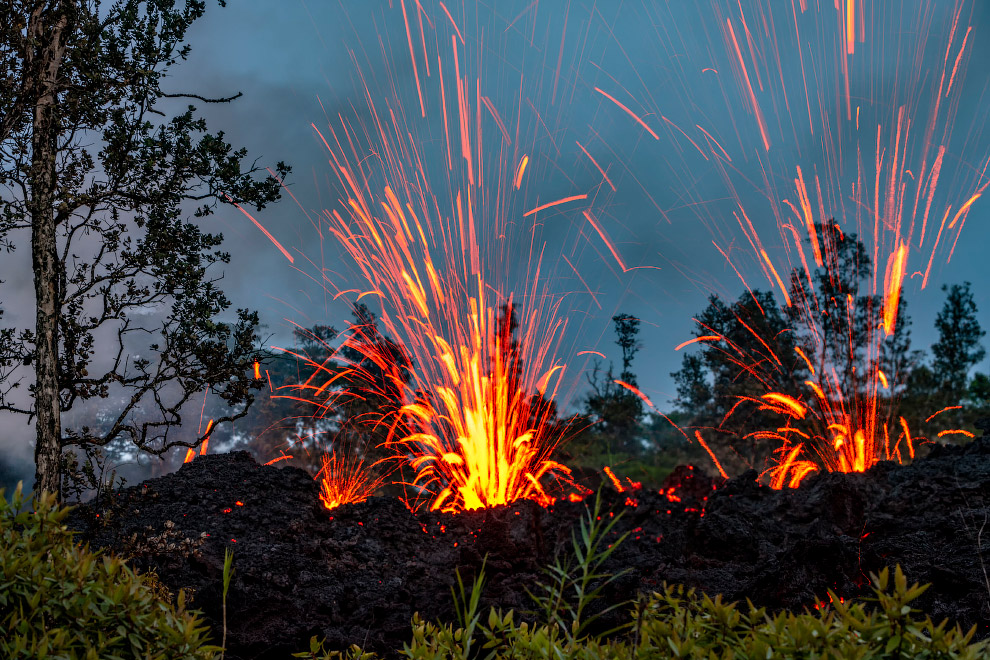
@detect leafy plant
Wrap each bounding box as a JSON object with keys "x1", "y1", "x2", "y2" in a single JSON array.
[
  {"x1": 634, "y1": 565, "x2": 984, "y2": 659},
  {"x1": 221, "y1": 547, "x2": 235, "y2": 660},
  {"x1": 0, "y1": 483, "x2": 219, "y2": 659},
  {"x1": 298, "y1": 491, "x2": 634, "y2": 659},
  {"x1": 526, "y1": 487, "x2": 631, "y2": 642},
  {"x1": 449, "y1": 557, "x2": 487, "y2": 659},
  {"x1": 296, "y1": 561, "x2": 987, "y2": 659}
]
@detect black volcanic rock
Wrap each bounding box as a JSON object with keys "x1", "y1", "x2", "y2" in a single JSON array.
[{"x1": 68, "y1": 439, "x2": 990, "y2": 659}]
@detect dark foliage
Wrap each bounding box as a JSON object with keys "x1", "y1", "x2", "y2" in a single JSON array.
[
  {"x1": 0, "y1": 0, "x2": 290, "y2": 496},
  {"x1": 583, "y1": 314, "x2": 645, "y2": 455}
]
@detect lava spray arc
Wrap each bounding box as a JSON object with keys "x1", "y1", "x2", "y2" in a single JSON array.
[
  {"x1": 284, "y1": 9, "x2": 602, "y2": 513},
  {"x1": 316, "y1": 451, "x2": 385, "y2": 511},
  {"x1": 607, "y1": 1, "x2": 990, "y2": 485}
]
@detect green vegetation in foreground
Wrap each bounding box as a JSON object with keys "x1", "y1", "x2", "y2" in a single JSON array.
[
  {"x1": 2, "y1": 486, "x2": 986, "y2": 659},
  {"x1": 299, "y1": 570, "x2": 986, "y2": 660},
  {"x1": 0, "y1": 484, "x2": 218, "y2": 659}
]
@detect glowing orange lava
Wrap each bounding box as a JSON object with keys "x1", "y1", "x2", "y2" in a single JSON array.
[
  {"x1": 636, "y1": 1, "x2": 990, "y2": 488},
  {"x1": 285, "y1": 16, "x2": 581, "y2": 513},
  {"x1": 316, "y1": 452, "x2": 383, "y2": 510},
  {"x1": 316, "y1": 189, "x2": 574, "y2": 511},
  {"x1": 183, "y1": 418, "x2": 214, "y2": 464}
]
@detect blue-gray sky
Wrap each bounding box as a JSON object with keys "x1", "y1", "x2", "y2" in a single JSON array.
[{"x1": 173, "y1": 1, "x2": 990, "y2": 409}]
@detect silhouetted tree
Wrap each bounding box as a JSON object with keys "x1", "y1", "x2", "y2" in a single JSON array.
[
  {"x1": 0, "y1": 305, "x2": 17, "y2": 406},
  {"x1": 902, "y1": 282, "x2": 987, "y2": 436},
  {"x1": 335, "y1": 304, "x2": 413, "y2": 464},
  {"x1": 613, "y1": 313, "x2": 641, "y2": 385},
  {"x1": 671, "y1": 290, "x2": 804, "y2": 467},
  {"x1": 932, "y1": 282, "x2": 986, "y2": 394},
  {"x1": 229, "y1": 307, "x2": 412, "y2": 478},
  {"x1": 584, "y1": 313, "x2": 645, "y2": 455},
  {"x1": 671, "y1": 353, "x2": 711, "y2": 413},
  {"x1": 969, "y1": 373, "x2": 990, "y2": 416},
  {"x1": 0, "y1": 1, "x2": 290, "y2": 497}
]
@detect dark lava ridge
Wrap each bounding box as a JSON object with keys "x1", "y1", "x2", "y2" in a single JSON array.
[{"x1": 68, "y1": 435, "x2": 990, "y2": 660}]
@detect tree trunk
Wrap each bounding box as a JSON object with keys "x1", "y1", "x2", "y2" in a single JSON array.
[{"x1": 27, "y1": 4, "x2": 69, "y2": 499}]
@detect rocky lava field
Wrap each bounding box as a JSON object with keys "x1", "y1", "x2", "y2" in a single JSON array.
[{"x1": 69, "y1": 428, "x2": 990, "y2": 660}]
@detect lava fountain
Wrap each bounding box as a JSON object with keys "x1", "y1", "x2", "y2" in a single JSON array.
[
  {"x1": 272, "y1": 8, "x2": 597, "y2": 512},
  {"x1": 316, "y1": 451, "x2": 385, "y2": 511},
  {"x1": 585, "y1": 1, "x2": 990, "y2": 486},
  {"x1": 703, "y1": 2, "x2": 987, "y2": 486}
]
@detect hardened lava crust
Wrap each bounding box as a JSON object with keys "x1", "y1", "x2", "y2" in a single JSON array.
[{"x1": 69, "y1": 432, "x2": 990, "y2": 660}]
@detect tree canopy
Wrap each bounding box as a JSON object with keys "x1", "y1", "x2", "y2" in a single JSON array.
[
  {"x1": 669, "y1": 221, "x2": 988, "y2": 478},
  {"x1": 932, "y1": 282, "x2": 986, "y2": 391},
  {"x1": 0, "y1": 0, "x2": 290, "y2": 497}
]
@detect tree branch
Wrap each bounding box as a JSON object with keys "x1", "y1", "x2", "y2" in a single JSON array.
[{"x1": 161, "y1": 91, "x2": 243, "y2": 104}]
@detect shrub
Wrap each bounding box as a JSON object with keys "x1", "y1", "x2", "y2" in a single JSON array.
[
  {"x1": 634, "y1": 566, "x2": 985, "y2": 659},
  {"x1": 0, "y1": 483, "x2": 220, "y2": 659}
]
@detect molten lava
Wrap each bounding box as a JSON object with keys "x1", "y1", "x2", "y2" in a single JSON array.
[
  {"x1": 316, "y1": 452, "x2": 383, "y2": 510},
  {"x1": 279, "y1": 14, "x2": 581, "y2": 513},
  {"x1": 313, "y1": 186, "x2": 574, "y2": 511}
]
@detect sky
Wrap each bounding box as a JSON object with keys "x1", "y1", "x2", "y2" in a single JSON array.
[
  {"x1": 3, "y1": 0, "x2": 990, "y2": 484},
  {"x1": 172, "y1": 0, "x2": 990, "y2": 400}
]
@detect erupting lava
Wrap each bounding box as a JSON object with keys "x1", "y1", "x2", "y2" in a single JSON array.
[
  {"x1": 316, "y1": 451, "x2": 383, "y2": 510},
  {"x1": 638, "y1": 1, "x2": 990, "y2": 487},
  {"x1": 238, "y1": 1, "x2": 989, "y2": 506},
  {"x1": 272, "y1": 8, "x2": 587, "y2": 513},
  {"x1": 313, "y1": 163, "x2": 573, "y2": 512}
]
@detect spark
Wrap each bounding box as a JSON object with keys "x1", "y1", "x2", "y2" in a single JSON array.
[
  {"x1": 674, "y1": 335, "x2": 721, "y2": 351},
  {"x1": 882, "y1": 242, "x2": 908, "y2": 336},
  {"x1": 937, "y1": 429, "x2": 975, "y2": 439},
  {"x1": 223, "y1": 193, "x2": 294, "y2": 264},
  {"x1": 575, "y1": 141, "x2": 616, "y2": 191},
  {"x1": 694, "y1": 431, "x2": 728, "y2": 480},
  {"x1": 725, "y1": 17, "x2": 770, "y2": 151},
  {"x1": 948, "y1": 191, "x2": 981, "y2": 229},
  {"x1": 583, "y1": 210, "x2": 627, "y2": 271},
  {"x1": 317, "y1": 452, "x2": 383, "y2": 510},
  {"x1": 513, "y1": 154, "x2": 529, "y2": 189},
  {"x1": 523, "y1": 194, "x2": 588, "y2": 217},
  {"x1": 614, "y1": 379, "x2": 654, "y2": 408},
  {"x1": 594, "y1": 87, "x2": 659, "y2": 140},
  {"x1": 926, "y1": 406, "x2": 963, "y2": 423},
  {"x1": 760, "y1": 393, "x2": 807, "y2": 419}
]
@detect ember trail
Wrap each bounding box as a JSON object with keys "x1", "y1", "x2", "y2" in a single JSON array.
[
  {"x1": 589, "y1": 1, "x2": 990, "y2": 485},
  {"x1": 270, "y1": 27, "x2": 582, "y2": 513}
]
